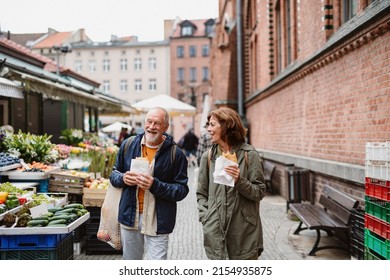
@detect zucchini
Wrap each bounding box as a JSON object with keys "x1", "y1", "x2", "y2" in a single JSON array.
[
  {"x1": 49, "y1": 215, "x2": 72, "y2": 221},
  {"x1": 48, "y1": 219, "x2": 67, "y2": 225},
  {"x1": 64, "y1": 203, "x2": 84, "y2": 209},
  {"x1": 48, "y1": 206, "x2": 63, "y2": 213},
  {"x1": 54, "y1": 208, "x2": 75, "y2": 215},
  {"x1": 27, "y1": 219, "x2": 49, "y2": 227}
]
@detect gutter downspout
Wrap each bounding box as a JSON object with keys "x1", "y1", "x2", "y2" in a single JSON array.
[{"x1": 236, "y1": 0, "x2": 245, "y2": 122}]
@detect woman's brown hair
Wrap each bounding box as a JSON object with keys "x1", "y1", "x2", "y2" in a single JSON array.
[{"x1": 207, "y1": 107, "x2": 247, "y2": 147}]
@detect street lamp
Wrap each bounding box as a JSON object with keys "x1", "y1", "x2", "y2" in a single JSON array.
[
  {"x1": 53, "y1": 44, "x2": 72, "y2": 76},
  {"x1": 185, "y1": 83, "x2": 201, "y2": 130}
]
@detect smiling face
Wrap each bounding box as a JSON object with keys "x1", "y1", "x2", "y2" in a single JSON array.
[
  {"x1": 207, "y1": 116, "x2": 223, "y2": 146},
  {"x1": 144, "y1": 108, "x2": 169, "y2": 146}
]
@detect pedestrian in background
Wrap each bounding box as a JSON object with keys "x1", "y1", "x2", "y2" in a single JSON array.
[
  {"x1": 117, "y1": 127, "x2": 129, "y2": 146},
  {"x1": 196, "y1": 128, "x2": 212, "y2": 166},
  {"x1": 110, "y1": 107, "x2": 189, "y2": 260},
  {"x1": 196, "y1": 107, "x2": 266, "y2": 260},
  {"x1": 180, "y1": 128, "x2": 199, "y2": 166}
]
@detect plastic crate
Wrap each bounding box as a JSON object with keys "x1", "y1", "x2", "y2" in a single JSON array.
[
  {"x1": 0, "y1": 233, "x2": 73, "y2": 260},
  {"x1": 85, "y1": 234, "x2": 122, "y2": 255},
  {"x1": 350, "y1": 237, "x2": 364, "y2": 260},
  {"x1": 350, "y1": 208, "x2": 365, "y2": 242},
  {"x1": 364, "y1": 229, "x2": 390, "y2": 260},
  {"x1": 365, "y1": 196, "x2": 390, "y2": 223},
  {"x1": 364, "y1": 248, "x2": 386, "y2": 260},
  {"x1": 365, "y1": 214, "x2": 390, "y2": 239},
  {"x1": 11, "y1": 178, "x2": 49, "y2": 193},
  {"x1": 365, "y1": 177, "x2": 390, "y2": 201},
  {"x1": 366, "y1": 142, "x2": 390, "y2": 162},
  {"x1": 0, "y1": 233, "x2": 68, "y2": 249},
  {"x1": 365, "y1": 160, "x2": 390, "y2": 181}
]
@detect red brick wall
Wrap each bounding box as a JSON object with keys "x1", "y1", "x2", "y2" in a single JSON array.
[{"x1": 247, "y1": 32, "x2": 390, "y2": 166}]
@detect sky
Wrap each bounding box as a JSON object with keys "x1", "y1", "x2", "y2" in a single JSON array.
[{"x1": 1, "y1": 0, "x2": 219, "y2": 42}]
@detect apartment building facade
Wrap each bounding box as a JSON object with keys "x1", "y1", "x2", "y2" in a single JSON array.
[
  {"x1": 169, "y1": 18, "x2": 215, "y2": 138},
  {"x1": 212, "y1": 0, "x2": 389, "y2": 202},
  {"x1": 63, "y1": 38, "x2": 170, "y2": 128}
]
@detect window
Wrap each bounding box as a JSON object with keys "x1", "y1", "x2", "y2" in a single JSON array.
[
  {"x1": 190, "y1": 67, "x2": 197, "y2": 82},
  {"x1": 205, "y1": 23, "x2": 214, "y2": 36},
  {"x1": 181, "y1": 26, "x2": 193, "y2": 36},
  {"x1": 103, "y1": 59, "x2": 110, "y2": 72},
  {"x1": 134, "y1": 58, "x2": 142, "y2": 71},
  {"x1": 177, "y1": 46, "x2": 184, "y2": 58},
  {"x1": 202, "y1": 67, "x2": 209, "y2": 81},
  {"x1": 189, "y1": 46, "x2": 197, "y2": 57},
  {"x1": 120, "y1": 80, "x2": 128, "y2": 93},
  {"x1": 90, "y1": 51, "x2": 95, "y2": 57},
  {"x1": 149, "y1": 79, "x2": 157, "y2": 91},
  {"x1": 88, "y1": 60, "x2": 96, "y2": 73},
  {"x1": 102, "y1": 80, "x2": 110, "y2": 94},
  {"x1": 177, "y1": 68, "x2": 185, "y2": 82},
  {"x1": 285, "y1": 0, "x2": 292, "y2": 65},
  {"x1": 75, "y1": 60, "x2": 82, "y2": 73},
  {"x1": 120, "y1": 59, "x2": 128, "y2": 72},
  {"x1": 135, "y1": 79, "x2": 142, "y2": 91},
  {"x1": 202, "y1": 45, "x2": 209, "y2": 57},
  {"x1": 342, "y1": 0, "x2": 358, "y2": 23},
  {"x1": 148, "y1": 57, "x2": 157, "y2": 70}
]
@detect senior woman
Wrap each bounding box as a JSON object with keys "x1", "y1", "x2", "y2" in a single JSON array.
[{"x1": 196, "y1": 107, "x2": 266, "y2": 260}]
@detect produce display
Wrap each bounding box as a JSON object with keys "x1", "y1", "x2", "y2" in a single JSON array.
[
  {"x1": 85, "y1": 177, "x2": 110, "y2": 189},
  {"x1": 17, "y1": 161, "x2": 57, "y2": 172},
  {"x1": 0, "y1": 202, "x2": 89, "y2": 228},
  {"x1": 0, "y1": 152, "x2": 20, "y2": 168}
]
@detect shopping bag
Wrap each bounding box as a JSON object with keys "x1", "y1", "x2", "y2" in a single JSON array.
[{"x1": 96, "y1": 183, "x2": 122, "y2": 250}]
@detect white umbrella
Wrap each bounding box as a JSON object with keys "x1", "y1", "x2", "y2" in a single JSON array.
[
  {"x1": 132, "y1": 94, "x2": 196, "y2": 116},
  {"x1": 101, "y1": 121, "x2": 132, "y2": 133}
]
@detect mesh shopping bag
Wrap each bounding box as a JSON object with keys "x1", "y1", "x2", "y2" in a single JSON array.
[{"x1": 97, "y1": 183, "x2": 122, "y2": 250}]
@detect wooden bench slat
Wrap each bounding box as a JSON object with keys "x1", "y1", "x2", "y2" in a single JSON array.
[{"x1": 322, "y1": 185, "x2": 358, "y2": 210}]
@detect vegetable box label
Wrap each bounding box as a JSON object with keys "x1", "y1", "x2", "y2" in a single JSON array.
[{"x1": 30, "y1": 203, "x2": 48, "y2": 218}]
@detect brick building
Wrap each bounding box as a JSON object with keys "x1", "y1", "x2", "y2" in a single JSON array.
[
  {"x1": 211, "y1": 0, "x2": 389, "y2": 203},
  {"x1": 169, "y1": 18, "x2": 215, "y2": 139}
]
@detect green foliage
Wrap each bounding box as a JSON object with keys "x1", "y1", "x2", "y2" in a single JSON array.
[
  {"x1": 4, "y1": 130, "x2": 57, "y2": 164},
  {"x1": 60, "y1": 129, "x2": 83, "y2": 146}
]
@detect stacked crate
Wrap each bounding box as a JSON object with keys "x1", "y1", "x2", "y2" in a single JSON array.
[
  {"x1": 84, "y1": 206, "x2": 122, "y2": 255},
  {"x1": 364, "y1": 142, "x2": 390, "y2": 260}
]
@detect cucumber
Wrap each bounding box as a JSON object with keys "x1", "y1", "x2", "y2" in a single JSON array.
[
  {"x1": 27, "y1": 219, "x2": 49, "y2": 227},
  {"x1": 46, "y1": 224, "x2": 67, "y2": 227},
  {"x1": 48, "y1": 219, "x2": 67, "y2": 225},
  {"x1": 64, "y1": 203, "x2": 84, "y2": 209},
  {"x1": 54, "y1": 208, "x2": 75, "y2": 215},
  {"x1": 48, "y1": 206, "x2": 63, "y2": 213},
  {"x1": 49, "y1": 215, "x2": 72, "y2": 221}
]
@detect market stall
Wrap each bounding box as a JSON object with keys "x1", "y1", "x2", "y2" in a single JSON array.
[{"x1": 0, "y1": 128, "x2": 117, "y2": 258}]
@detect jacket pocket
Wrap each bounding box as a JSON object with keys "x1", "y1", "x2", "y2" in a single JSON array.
[{"x1": 241, "y1": 207, "x2": 257, "y2": 226}]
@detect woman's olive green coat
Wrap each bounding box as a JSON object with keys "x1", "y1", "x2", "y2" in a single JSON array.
[{"x1": 196, "y1": 143, "x2": 266, "y2": 260}]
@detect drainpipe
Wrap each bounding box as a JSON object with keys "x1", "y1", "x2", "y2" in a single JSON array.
[{"x1": 236, "y1": 0, "x2": 245, "y2": 121}]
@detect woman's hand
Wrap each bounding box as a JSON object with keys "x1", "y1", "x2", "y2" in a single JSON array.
[{"x1": 224, "y1": 165, "x2": 240, "y2": 183}]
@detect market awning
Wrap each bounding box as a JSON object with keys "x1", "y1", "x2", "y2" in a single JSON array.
[
  {"x1": 13, "y1": 71, "x2": 102, "y2": 107},
  {"x1": 0, "y1": 77, "x2": 24, "y2": 99}
]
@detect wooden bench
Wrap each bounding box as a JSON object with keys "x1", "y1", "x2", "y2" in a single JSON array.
[
  {"x1": 289, "y1": 185, "x2": 359, "y2": 256},
  {"x1": 263, "y1": 160, "x2": 276, "y2": 193}
]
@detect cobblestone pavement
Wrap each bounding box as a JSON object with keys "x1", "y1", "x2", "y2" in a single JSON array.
[{"x1": 75, "y1": 165, "x2": 350, "y2": 260}]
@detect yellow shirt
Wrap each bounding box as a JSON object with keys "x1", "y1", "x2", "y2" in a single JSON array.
[{"x1": 138, "y1": 145, "x2": 157, "y2": 213}]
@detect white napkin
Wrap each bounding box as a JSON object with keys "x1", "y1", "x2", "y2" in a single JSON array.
[
  {"x1": 130, "y1": 158, "x2": 150, "y2": 174},
  {"x1": 213, "y1": 156, "x2": 239, "y2": 187}
]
